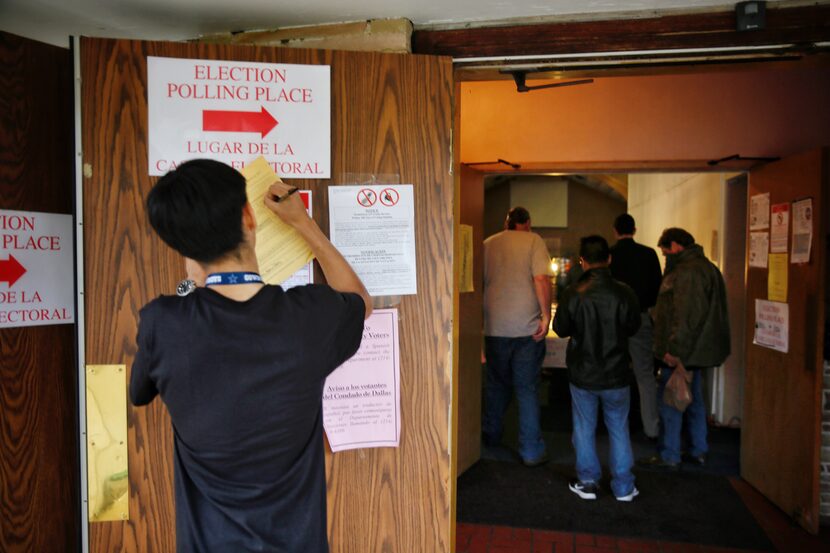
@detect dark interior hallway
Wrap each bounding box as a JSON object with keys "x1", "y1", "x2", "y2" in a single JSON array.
[{"x1": 456, "y1": 370, "x2": 830, "y2": 552}]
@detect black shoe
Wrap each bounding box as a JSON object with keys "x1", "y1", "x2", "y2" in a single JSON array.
[
  {"x1": 636, "y1": 455, "x2": 679, "y2": 470},
  {"x1": 682, "y1": 452, "x2": 707, "y2": 466},
  {"x1": 522, "y1": 453, "x2": 549, "y2": 467},
  {"x1": 568, "y1": 479, "x2": 599, "y2": 500}
]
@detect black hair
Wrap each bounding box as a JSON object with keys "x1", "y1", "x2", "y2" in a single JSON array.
[
  {"x1": 657, "y1": 227, "x2": 695, "y2": 249},
  {"x1": 146, "y1": 159, "x2": 248, "y2": 263},
  {"x1": 579, "y1": 235, "x2": 610, "y2": 264},
  {"x1": 613, "y1": 213, "x2": 635, "y2": 235},
  {"x1": 506, "y1": 206, "x2": 531, "y2": 230}
]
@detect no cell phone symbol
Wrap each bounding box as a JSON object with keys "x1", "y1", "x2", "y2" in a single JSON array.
[
  {"x1": 357, "y1": 189, "x2": 377, "y2": 207},
  {"x1": 380, "y1": 188, "x2": 399, "y2": 207}
]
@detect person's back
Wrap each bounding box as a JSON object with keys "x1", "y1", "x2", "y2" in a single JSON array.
[
  {"x1": 132, "y1": 286, "x2": 362, "y2": 551},
  {"x1": 609, "y1": 237, "x2": 661, "y2": 312},
  {"x1": 483, "y1": 229, "x2": 550, "y2": 337},
  {"x1": 554, "y1": 266, "x2": 640, "y2": 389},
  {"x1": 130, "y1": 159, "x2": 372, "y2": 552},
  {"x1": 652, "y1": 242, "x2": 730, "y2": 368}
]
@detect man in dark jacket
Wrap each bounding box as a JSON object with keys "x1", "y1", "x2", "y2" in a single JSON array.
[
  {"x1": 610, "y1": 214, "x2": 663, "y2": 439},
  {"x1": 641, "y1": 228, "x2": 730, "y2": 469},
  {"x1": 553, "y1": 235, "x2": 641, "y2": 501}
]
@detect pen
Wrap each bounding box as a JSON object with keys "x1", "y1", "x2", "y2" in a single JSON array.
[{"x1": 273, "y1": 187, "x2": 299, "y2": 203}]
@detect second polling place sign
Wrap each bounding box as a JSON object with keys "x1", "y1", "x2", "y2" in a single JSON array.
[{"x1": 147, "y1": 56, "x2": 330, "y2": 178}]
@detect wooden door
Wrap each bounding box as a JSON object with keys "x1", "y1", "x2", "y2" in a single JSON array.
[
  {"x1": 741, "y1": 148, "x2": 827, "y2": 533},
  {"x1": 0, "y1": 31, "x2": 79, "y2": 553},
  {"x1": 79, "y1": 37, "x2": 454, "y2": 552},
  {"x1": 456, "y1": 165, "x2": 485, "y2": 475}
]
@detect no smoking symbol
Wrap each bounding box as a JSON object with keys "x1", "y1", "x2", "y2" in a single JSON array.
[
  {"x1": 357, "y1": 188, "x2": 377, "y2": 207},
  {"x1": 380, "y1": 188, "x2": 399, "y2": 206}
]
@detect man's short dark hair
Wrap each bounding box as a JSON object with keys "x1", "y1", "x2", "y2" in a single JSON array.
[
  {"x1": 657, "y1": 228, "x2": 696, "y2": 249},
  {"x1": 613, "y1": 213, "x2": 635, "y2": 235},
  {"x1": 146, "y1": 159, "x2": 248, "y2": 263},
  {"x1": 579, "y1": 235, "x2": 610, "y2": 264},
  {"x1": 506, "y1": 206, "x2": 530, "y2": 230}
]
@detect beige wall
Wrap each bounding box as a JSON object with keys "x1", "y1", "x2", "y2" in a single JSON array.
[{"x1": 629, "y1": 173, "x2": 726, "y2": 270}]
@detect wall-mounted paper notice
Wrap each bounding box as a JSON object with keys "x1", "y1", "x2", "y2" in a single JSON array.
[
  {"x1": 749, "y1": 232, "x2": 769, "y2": 268},
  {"x1": 753, "y1": 299, "x2": 788, "y2": 353},
  {"x1": 328, "y1": 185, "x2": 416, "y2": 296},
  {"x1": 770, "y1": 203, "x2": 789, "y2": 253},
  {"x1": 791, "y1": 198, "x2": 813, "y2": 264},
  {"x1": 323, "y1": 309, "x2": 400, "y2": 452},
  {"x1": 459, "y1": 224, "x2": 474, "y2": 293},
  {"x1": 767, "y1": 253, "x2": 788, "y2": 302},
  {"x1": 749, "y1": 193, "x2": 770, "y2": 230}
]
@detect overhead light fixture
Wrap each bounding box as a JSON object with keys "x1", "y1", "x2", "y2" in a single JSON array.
[{"x1": 506, "y1": 71, "x2": 593, "y2": 93}]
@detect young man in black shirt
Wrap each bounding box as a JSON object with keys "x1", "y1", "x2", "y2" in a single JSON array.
[{"x1": 130, "y1": 159, "x2": 371, "y2": 552}]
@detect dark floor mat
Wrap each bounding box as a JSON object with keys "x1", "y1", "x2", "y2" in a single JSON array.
[{"x1": 457, "y1": 460, "x2": 775, "y2": 551}]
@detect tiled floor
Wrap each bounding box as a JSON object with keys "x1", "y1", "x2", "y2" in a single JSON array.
[{"x1": 456, "y1": 478, "x2": 830, "y2": 553}]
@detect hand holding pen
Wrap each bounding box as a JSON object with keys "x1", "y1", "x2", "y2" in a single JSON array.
[{"x1": 264, "y1": 179, "x2": 309, "y2": 227}]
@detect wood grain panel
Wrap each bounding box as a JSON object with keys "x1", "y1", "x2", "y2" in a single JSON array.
[
  {"x1": 456, "y1": 165, "x2": 484, "y2": 476},
  {"x1": 0, "y1": 31, "x2": 79, "y2": 553},
  {"x1": 412, "y1": 4, "x2": 830, "y2": 58},
  {"x1": 741, "y1": 148, "x2": 827, "y2": 534},
  {"x1": 80, "y1": 37, "x2": 453, "y2": 552}
]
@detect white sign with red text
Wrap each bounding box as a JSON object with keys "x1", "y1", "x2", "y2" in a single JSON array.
[
  {"x1": 147, "y1": 56, "x2": 330, "y2": 178},
  {"x1": 0, "y1": 210, "x2": 74, "y2": 328}
]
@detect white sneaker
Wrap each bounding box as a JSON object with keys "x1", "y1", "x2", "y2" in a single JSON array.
[
  {"x1": 568, "y1": 479, "x2": 599, "y2": 500},
  {"x1": 616, "y1": 487, "x2": 639, "y2": 502}
]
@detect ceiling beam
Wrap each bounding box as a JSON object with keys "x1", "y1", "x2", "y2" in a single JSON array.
[{"x1": 412, "y1": 4, "x2": 830, "y2": 59}]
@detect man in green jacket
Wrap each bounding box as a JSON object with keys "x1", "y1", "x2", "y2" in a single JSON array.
[{"x1": 640, "y1": 228, "x2": 730, "y2": 469}]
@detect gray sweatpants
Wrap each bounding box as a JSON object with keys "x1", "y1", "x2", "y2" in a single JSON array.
[{"x1": 630, "y1": 313, "x2": 659, "y2": 437}]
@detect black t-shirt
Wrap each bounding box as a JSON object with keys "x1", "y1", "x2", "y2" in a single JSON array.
[{"x1": 130, "y1": 284, "x2": 365, "y2": 553}]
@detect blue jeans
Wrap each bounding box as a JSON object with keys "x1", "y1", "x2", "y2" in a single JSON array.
[
  {"x1": 569, "y1": 384, "x2": 636, "y2": 498},
  {"x1": 657, "y1": 366, "x2": 708, "y2": 463},
  {"x1": 482, "y1": 336, "x2": 547, "y2": 462}
]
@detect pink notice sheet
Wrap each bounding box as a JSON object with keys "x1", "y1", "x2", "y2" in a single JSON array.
[{"x1": 323, "y1": 309, "x2": 400, "y2": 452}]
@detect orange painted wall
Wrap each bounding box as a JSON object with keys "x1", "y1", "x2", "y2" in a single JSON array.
[{"x1": 460, "y1": 62, "x2": 830, "y2": 165}]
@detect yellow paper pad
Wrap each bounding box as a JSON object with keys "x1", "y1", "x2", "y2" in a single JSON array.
[{"x1": 241, "y1": 157, "x2": 315, "y2": 285}]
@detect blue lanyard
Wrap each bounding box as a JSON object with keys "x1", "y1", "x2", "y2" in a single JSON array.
[{"x1": 205, "y1": 272, "x2": 263, "y2": 286}]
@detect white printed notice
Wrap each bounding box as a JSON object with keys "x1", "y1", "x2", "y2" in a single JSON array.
[
  {"x1": 790, "y1": 198, "x2": 813, "y2": 264},
  {"x1": 753, "y1": 299, "x2": 788, "y2": 353},
  {"x1": 1, "y1": 210, "x2": 74, "y2": 328},
  {"x1": 748, "y1": 232, "x2": 769, "y2": 268},
  {"x1": 323, "y1": 309, "x2": 400, "y2": 452},
  {"x1": 770, "y1": 203, "x2": 789, "y2": 253},
  {"x1": 749, "y1": 193, "x2": 770, "y2": 230},
  {"x1": 328, "y1": 185, "x2": 416, "y2": 296},
  {"x1": 147, "y1": 56, "x2": 330, "y2": 178}
]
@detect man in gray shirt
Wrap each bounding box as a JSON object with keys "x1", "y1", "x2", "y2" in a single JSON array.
[{"x1": 482, "y1": 206, "x2": 552, "y2": 466}]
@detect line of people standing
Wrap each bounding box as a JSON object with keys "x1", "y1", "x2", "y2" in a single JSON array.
[{"x1": 482, "y1": 207, "x2": 730, "y2": 502}]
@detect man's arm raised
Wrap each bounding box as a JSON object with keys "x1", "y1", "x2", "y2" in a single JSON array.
[{"x1": 264, "y1": 182, "x2": 373, "y2": 319}]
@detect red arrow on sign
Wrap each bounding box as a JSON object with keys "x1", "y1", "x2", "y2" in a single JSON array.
[
  {"x1": 0, "y1": 254, "x2": 26, "y2": 287},
  {"x1": 202, "y1": 106, "x2": 278, "y2": 138}
]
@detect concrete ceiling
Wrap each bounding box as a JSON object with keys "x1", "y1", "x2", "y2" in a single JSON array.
[{"x1": 0, "y1": 0, "x2": 783, "y2": 49}]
